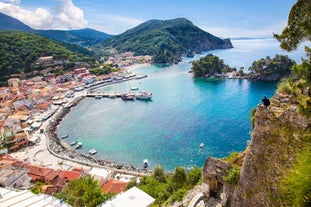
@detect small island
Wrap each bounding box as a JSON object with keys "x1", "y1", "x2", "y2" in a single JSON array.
[{"x1": 191, "y1": 54, "x2": 296, "y2": 81}]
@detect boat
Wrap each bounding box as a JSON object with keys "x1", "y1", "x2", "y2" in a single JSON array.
[
  {"x1": 61, "y1": 135, "x2": 69, "y2": 139},
  {"x1": 200, "y1": 143, "x2": 204, "y2": 148},
  {"x1": 143, "y1": 159, "x2": 148, "y2": 168},
  {"x1": 136, "y1": 91, "x2": 152, "y2": 100},
  {"x1": 130, "y1": 86, "x2": 139, "y2": 90},
  {"x1": 75, "y1": 142, "x2": 82, "y2": 149},
  {"x1": 70, "y1": 141, "x2": 77, "y2": 146},
  {"x1": 121, "y1": 92, "x2": 135, "y2": 101},
  {"x1": 88, "y1": 148, "x2": 97, "y2": 155}
]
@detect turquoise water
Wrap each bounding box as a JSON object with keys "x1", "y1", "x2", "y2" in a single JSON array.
[{"x1": 57, "y1": 38, "x2": 305, "y2": 171}]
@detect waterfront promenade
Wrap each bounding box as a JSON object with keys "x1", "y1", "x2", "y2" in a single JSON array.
[{"x1": 11, "y1": 69, "x2": 152, "y2": 177}]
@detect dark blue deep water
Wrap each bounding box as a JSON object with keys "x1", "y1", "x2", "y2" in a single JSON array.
[{"x1": 57, "y1": 38, "x2": 305, "y2": 171}]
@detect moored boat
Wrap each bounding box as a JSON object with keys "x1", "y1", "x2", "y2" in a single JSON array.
[
  {"x1": 61, "y1": 135, "x2": 69, "y2": 139},
  {"x1": 88, "y1": 148, "x2": 97, "y2": 155},
  {"x1": 136, "y1": 91, "x2": 152, "y2": 100},
  {"x1": 121, "y1": 92, "x2": 135, "y2": 101},
  {"x1": 70, "y1": 141, "x2": 77, "y2": 146},
  {"x1": 75, "y1": 142, "x2": 82, "y2": 149}
]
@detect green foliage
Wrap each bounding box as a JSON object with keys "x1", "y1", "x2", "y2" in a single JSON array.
[
  {"x1": 248, "y1": 55, "x2": 295, "y2": 76},
  {"x1": 89, "y1": 64, "x2": 119, "y2": 76},
  {"x1": 97, "y1": 18, "x2": 232, "y2": 63},
  {"x1": 222, "y1": 151, "x2": 239, "y2": 163},
  {"x1": 281, "y1": 145, "x2": 311, "y2": 207},
  {"x1": 191, "y1": 54, "x2": 231, "y2": 77},
  {"x1": 55, "y1": 175, "x2": 111, "y2": 207},
  {"x1": 31, "y1": 181, "x2": 45, "y2": 194},
  {"x1": 153, "y1": 166, "x2": 167, "y2": 183},
  {"x1": 129, "y1": 166, "x2": 202, "y2": 205},
  {"x1": 223, "y1": 168, "x2": 240, "y2": 185},
  {"x1": 0, "y1": 31, "x2": 95, "y2": 81}
]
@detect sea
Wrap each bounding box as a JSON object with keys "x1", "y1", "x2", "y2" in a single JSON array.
[{"x1": 56, "y1": 38, "x2": 306, "y2": 171}]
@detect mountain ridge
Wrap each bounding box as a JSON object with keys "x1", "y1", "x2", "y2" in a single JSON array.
[
  {"x1": 0, "y1": 12, "x2": 111, "y2": 46},
  {"x1": 97, "y1": 17, "x2": 233, "y2": 63}
]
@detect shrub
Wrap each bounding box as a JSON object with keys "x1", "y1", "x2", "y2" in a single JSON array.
[{"x1": 223, "y1": 168, "x2": 240, "y2": 185}]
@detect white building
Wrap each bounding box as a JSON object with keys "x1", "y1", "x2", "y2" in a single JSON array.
[{"x1": 100, "y1": 186, "x2": 155, "y2": 207}]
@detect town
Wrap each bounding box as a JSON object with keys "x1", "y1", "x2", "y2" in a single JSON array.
[{"x1": 0, "y1": 53, "x2": 156, "y2": 206}]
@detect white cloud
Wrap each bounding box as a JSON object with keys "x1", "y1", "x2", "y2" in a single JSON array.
[
  {"x1": 0, "y1": 0, "x2": 87, "y2": 30},
  {"x1": 1, "y1": 0, "x2": 20, "y2": 4}
]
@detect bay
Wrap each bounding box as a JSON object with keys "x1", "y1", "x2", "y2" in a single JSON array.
[{"x1": 57, "y1": 38, "x2": 306, "y2": 171}]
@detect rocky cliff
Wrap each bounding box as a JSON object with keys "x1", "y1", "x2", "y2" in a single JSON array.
[
  {"x1": 231, "y1": 92, "x2": 311, "y2": 206},
  {"x1": 201, "y1": 92, "x2": 311, "y2": 207}
]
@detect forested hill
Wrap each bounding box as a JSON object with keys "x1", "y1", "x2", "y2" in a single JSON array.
[
  {"x1": 0, "y1": 31, "x2": 95, "y2": 80},
  {"x1": 97, "y1": 18, "x2": 233, "y2": 63},
  {"x1": 0, "y1": 12, "x2": 111, "y2": 46}
]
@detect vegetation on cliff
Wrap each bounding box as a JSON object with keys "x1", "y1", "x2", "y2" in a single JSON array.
[
  {"x1": 97, "y1": 18, "x2": 233, "y2": 64},
  {"x1": 126, "y1": 166, "x2": 201, "y2": 205},
  {"x1": 231, "y1": 1, "x2": 311, "y2": 206},
  {"x1": 247, "y1": 55, "x2": 296, "y2": 81}
]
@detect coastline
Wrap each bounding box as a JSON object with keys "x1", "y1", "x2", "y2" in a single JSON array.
[{"x1": 44, "y1": 74, "x2": 153, "y2": 176}]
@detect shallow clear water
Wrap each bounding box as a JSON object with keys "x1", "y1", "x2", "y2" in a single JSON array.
[{"x1": 57, "y1": 38, "x2": 305, "y2": 171}]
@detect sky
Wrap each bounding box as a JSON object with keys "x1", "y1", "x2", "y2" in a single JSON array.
[{"x1": 0, "y1": 0, "x2": 297, "y2": 38}]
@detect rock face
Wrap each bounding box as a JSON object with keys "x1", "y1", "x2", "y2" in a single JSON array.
[
  {"x1": 246, "y1": 73, "x2": 289, "y2": 82},
  {"x1": 231, "y1": 92, "x2": 311, "y2": 206},
  {"x1": 202, "y1": 157, "x2": 235, "y2": 207}
]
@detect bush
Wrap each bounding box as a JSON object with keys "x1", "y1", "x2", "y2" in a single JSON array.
[{"x1": 223, "y1": 168, "x2": 240, "y2": 185}]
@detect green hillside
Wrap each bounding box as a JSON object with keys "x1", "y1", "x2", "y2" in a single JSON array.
[
  {"x1": 0, "y1": 31, "x2": 95, "y2": 82},
  {"x1": 97, "y1": 18, "x2": 233, "y2": 63}
]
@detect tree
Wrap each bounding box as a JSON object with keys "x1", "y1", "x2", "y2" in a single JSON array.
[
  {"x1": 274, "y1": 0, "x2": 311, "y2": 83},
  {"x1": 153, "y1": 166, "x2": 167, "y2": 183},
  {"x1": 170, "y1": 167, "x2": 187, "y2": 190},
  {"x1": 55, "y1": 175, "x2": 110, "y2": 207}
]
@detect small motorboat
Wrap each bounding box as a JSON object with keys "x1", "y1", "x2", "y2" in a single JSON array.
[
  {"x1": 70, "y1": 141, "x2": 77, "y2": 146},
  {"x1": 200, "y1": 143, "x2": 204, "y2": 148},
  {"x1": 88, "y1": 148, "x2": 97, "y2": 155},
  {"x1": 143, "y1": 159, "x2": 148, "y2": 168},
  {"x1": 61, "y1": 135, "x2": 69, "y2": 139},
  {"x1": 75, "y1": 142, "x2": 82, "y2": 149}
]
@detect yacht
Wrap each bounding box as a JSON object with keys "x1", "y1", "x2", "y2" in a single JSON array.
[
  {"x1": 136, "y1": 91, "x2": 152, "y2": 100},
  {"x1": 143, "y1": 159, "x2": 148, "y2": 168}
]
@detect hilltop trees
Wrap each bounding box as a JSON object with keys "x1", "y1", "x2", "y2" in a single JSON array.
[
  {"x1": 248, "y1": 55, "x2": 295, "y2": 76},
  {"x1": 191, "y1": 54, "x2": 231, "y2": 77}
]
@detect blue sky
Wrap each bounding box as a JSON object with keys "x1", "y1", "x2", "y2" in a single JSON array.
[{"x1": 0, "y1": 0, "x2": 297, "y2": 38}]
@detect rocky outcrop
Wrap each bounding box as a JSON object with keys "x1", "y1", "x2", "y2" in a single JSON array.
[
  {"x1": 231, "y1": 92, "x2": 311, "y2": 206},
  {"x1": 202, "y1": 157, "x2": 235, "y2": 207},
  {"x1": 246, "y1": 73, "x2": 290, "y2": 82}
]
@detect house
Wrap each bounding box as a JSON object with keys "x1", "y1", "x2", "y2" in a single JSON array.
[
  {"x1": 100, "y1": 186, "x2": 155, "y2": 207},
  {"x1": 101, "y1": 180, "x2": 127, "y2": 194}
]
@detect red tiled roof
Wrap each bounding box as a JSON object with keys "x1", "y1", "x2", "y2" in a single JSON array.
[
  {"x1": 59, "y1": 170, "x2": 81, "y2": 181},
  {"x1": 24, "y1": 164, "x2": 54, "y2": 181},
  {"x1": 102, "y1": 180, "x2": 127, "y2": 194}
]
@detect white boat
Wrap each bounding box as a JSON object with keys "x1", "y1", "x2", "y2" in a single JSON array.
[
  {"x1": 88, "y1": 148, "x2": 97, "y2": 155},
  {"x1": 75, "y1": 142, "x2": 82, "y2": 149},
  {"x1": 200, "y1": 143, "x2": 204, "y2": 148},
  {"x1": 61, "y1": 135, "x2": 69, "y2": 139},
  {"x1": 136, "y1": 91, "x2": 152, "y2": 100},
  {"x1": 70, "y1": 141, "x2": 77, "y2": 146}
]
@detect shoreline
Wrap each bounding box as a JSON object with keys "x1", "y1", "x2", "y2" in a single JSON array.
[{"x1": 44, "y1": 76, "x2": 153, "y2": 176}]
